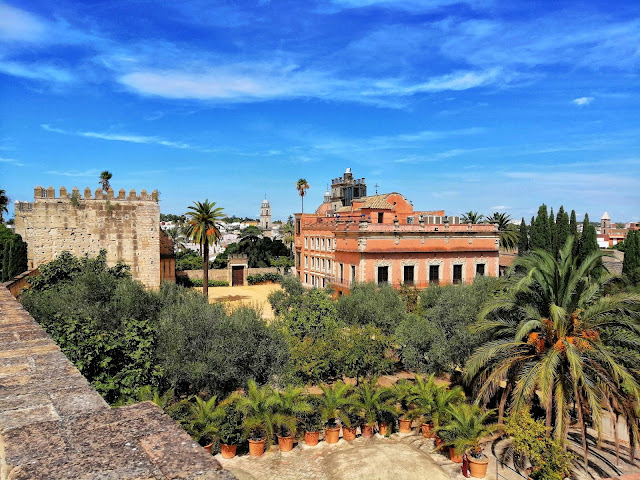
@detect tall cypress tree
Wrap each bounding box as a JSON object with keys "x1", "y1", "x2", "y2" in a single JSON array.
[
  {"x1": 549, "y1": 208, "x2": 556, "y2": 256},
  {"x1": 1, "y1": 240, "x2": 10, "y2": 281},
  {"x1": 570, "y1": 209, "x2": 578, "y2": 256},
  {"x1": 530, "y1": 204, "x2": 549, "y2": 251},
  {"x1": 8, "y1": 235, "x2": 28, "y2": 279},
  {"x1": 518, "y1": 218, "x2": 529, "y2": 255},
  {"x1": 556, "y1": 206, "x2": 570, "y2": 256},
  {"x1": 578, "y1": 213, "x2": 599, "y2": 267},
  {"x1": 623, "y1": 231, "x2": 639, "y2": 277}
]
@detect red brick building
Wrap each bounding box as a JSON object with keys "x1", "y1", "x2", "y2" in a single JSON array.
[{"x1": 294, "y1": 181, "x2": 500, "y2": 293}]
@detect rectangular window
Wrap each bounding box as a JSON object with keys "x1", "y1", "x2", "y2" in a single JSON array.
[
  {"x1": 305, "y1": 237, "x2": 308, "y2": 248},
  {"x1": 305, "y1": 256, "x2": 308, "y2": 268},
  {"x1": 317, "y1": 237, "x2": 320, "y2": 249},
  {"x1": 296, "y1": 220, "x2": 301, "y2": 235},
  {"x1": 322, "y1": 238, "x2": 325, "y2": 250},
  {"x1": 406, "y1": 216, "x2": 414, "y2": 224},
  {"x1": 404, "y1": 265, "x2": 414, "y2": 285},
  {"x1": 305, "y1": 273, "x2": 308, "y2": 283},
  {"x1": 378, "y1": 266, "x2": 389, "y2": 285},
  {"x1": 476, "y1": 264, "x2": 485, "y2": 276},
  {"x1": 322, "y1": 258, "x2": 326, "y2": 272},
  {"x1": 296, "y1": 253, "x2": 301, "y2": 268},
  {"x1": 311, "y1": 257, "x2": 315, "y2": 269},
  {"x1": 322, "y1": 278, "x2": 326, "y2": 288},
  {"x1": 339, "y1": 263, "x2": 344, "y2": 282},
  {"x1": 327, "y1": 239, "x2": 331, "y2": 250},
  {"x1": 429, "y1": 265, "x2": 439, "y2": 285},
  {"x1": 453, "y1": 264, "x2": 463, "y2": 284},
  {"x1": 378, "y1": 212, "x2": 384, "y2": 223},
  {"x1": 328, "y1": 259, "x2": 331, "y2": 271},
  {"x1": 351, "y1": 265, "x2": 356, "y2": 283},
  {"x1": 311, "y1": 237, "x2": 314, "y2": 249}
]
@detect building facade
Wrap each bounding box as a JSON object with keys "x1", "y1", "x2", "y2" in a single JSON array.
[
  {"x1": 294, "y1": 183, "x2": 500, "y2": 293},
  {"x1": 15, "y1": 186, "x2": 168, "y2": 289}
]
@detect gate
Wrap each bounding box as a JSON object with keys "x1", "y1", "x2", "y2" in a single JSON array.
[{"x1": 232, "y1": 266, "x2": 244, "y2": 286}]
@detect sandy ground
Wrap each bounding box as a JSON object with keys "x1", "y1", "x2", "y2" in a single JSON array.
[{"x1": 195, "y1": 284, "x2": 282, "y2": 320}]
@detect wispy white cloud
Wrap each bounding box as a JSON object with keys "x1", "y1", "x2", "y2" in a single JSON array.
[
  {"x1": 325, "y1": 0, "x2": 487, "y2": 12},
  {"x1": 45, "y1": 169, "x2": 101, "y2": 177},
  {"x1": 41, "y1": 124, "x2": 201, "y2": 150},
  {"x1": 0, "y1": 60, "x2": 74, "y2": 83},
  {"x1": 573, "y1": 96, "x2": 594, "y2": 106},
  {"x1": 489, "y1": 205, "x2": 511, "y2": 210},
  {"x1": 0, "y1": 156, "x2": 24, "y2": 167},
  {"x1": 0, "y1": 4, "x2": 46, "y2": 42}
]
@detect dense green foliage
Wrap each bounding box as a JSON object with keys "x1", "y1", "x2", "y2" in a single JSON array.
[
  {"x1": 213, "y1": 236, "x2": 290, "y2": 269},
  {"x1": 247, "y1": 272, "x2": 283, "y2": 284},
  {"x1": 623, "y1": 230, "x2": 640, "y2": 283},
  {"x1": 1, "y1": 231, "x2": 28, "y2": 281},
  {"x1": 395, "y1": 277, "x2": 499, "y2": 374},
  {"x1": 175, "y1": 250, "x2": 205, "y2": 271},
  {"x1": 22, "y1": 252, "x2": 159, "y2": 403},
  {"x1": 22, "y1": 252, "x2": 289, "y2": 403},
  {"x1": 337, "y1": 283, "x2": 406, "y2": 335},
  {"x1": 177, "y1": 277, "x2": 229, "y2": 287}
]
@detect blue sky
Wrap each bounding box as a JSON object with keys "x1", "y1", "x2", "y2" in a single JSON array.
[{"x1": 1, "y1": 0, "x2": 639, "y2": 223}]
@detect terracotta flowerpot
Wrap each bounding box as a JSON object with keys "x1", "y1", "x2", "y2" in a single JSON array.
[
  {"x1": 435, "y1": 436, "x2": 443, "y2": 448},
  {"x1": 203, "y1": 443, "x2": 214, "y2": 454},
  {"x1": 277, "y1": 435, "x2": 294, "y2": 452},
  {"x1": 378, "y1": 422, "x2": 388, "y2": 437},
  {"x1": 362, "y1": 424, "x2": 375, "y2": 438},
  {"x1": 342, "y1": 426, "x2": 357, "y2": 441},
  {"x1": 468, "y1": 455, "x2": 489, "y2": 478},
  {"x1": 304, "y1": 431, "x2": 319, "y2": 446},
  {"x1": 220, "y1": 444, "x2": 237, "y2": 459},
  {"x1": 421, "y1": 423, "x2": 435, "y2": 438},
  {"x1": 449, "y1": 446, "x2": 463, "y2": 463},
  {"x1": 398, "y1": 418, "x2": 412, "y2": 433},
  {"x1": 248, "y1": 438, "x2": 266, "y2": 457},
  {"x1": 325, "y1": 426, "x2": 341, "y2": 444}
]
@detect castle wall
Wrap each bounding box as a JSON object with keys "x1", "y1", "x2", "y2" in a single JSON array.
[{"x1": 14, "y1": 186, "x2": 161, "y2": 289}]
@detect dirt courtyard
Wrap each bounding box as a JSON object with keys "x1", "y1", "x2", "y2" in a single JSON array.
[{"x1": 197, "y1": 284, "x2": 282, "y2": 320}]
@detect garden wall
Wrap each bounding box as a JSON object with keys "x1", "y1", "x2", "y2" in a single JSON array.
[{"x1": 177, "y1": 267, "x2": 279, "y2": 281}]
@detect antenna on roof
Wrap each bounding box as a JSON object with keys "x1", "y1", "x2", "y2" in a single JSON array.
[{"x1": 374, "y1": 183, "x2": 379, "y2": 195}]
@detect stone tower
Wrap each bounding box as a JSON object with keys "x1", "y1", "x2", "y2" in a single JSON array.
[
  {"x1": 259, "y1": 198, "x2": 271, "y2": 231},
  {"x1": 601, "y1": 211, "x2": 611, "y2": 235}
]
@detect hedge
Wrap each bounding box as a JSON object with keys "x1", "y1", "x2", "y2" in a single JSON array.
[
  {"x1": 177, "y1": 276, "x2": 229, "y2": 287},
  {"x1": 247, "y1": 273, "x2": 283, "y2": 285}
]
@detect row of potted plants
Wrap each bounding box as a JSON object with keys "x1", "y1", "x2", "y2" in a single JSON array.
[{"x1": 178, "y1": 375, "x2": 496, "y2": 478}]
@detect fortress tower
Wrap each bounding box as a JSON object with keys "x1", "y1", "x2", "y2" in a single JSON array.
[
  {"x1": 601, "y1": 211, "x2": 611, "y2": 235},
  {"x1": 14, "y1": 186, "x2": 164, "y2": 288}
]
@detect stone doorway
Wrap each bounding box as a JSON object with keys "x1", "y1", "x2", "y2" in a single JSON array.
[{"x1": 232, "y1": 266, "x2": 244, "y2": 286}]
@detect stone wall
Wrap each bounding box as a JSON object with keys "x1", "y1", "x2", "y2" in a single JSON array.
[
  {"x1": 0, "y1": 285, "x2": 235, "y2": 480},
  {"x1": 15, "y1": 186, "x2": 161, "y2": 289},
  {"x1": 177, "y1": 267, "x2": 279, "y2": 281}
]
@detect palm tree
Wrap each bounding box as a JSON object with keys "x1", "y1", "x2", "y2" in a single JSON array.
[
  {"x1": 351, "y1": 377, "x2": 397, "y2": 427},
  {"x1": 184, "y1": 395, "x2": 224, "y2": 446},
  {"x1": 281, "y1": 221, "x2": 295, "y2": 253},
  {"x1": 296, "y1": 178, "x2": 310, "y2": 213},
  {"x1": 465, "y1": 237, "x2": 640, "y2": 468},
  {"x1": 438, "y1": 403, "x2": 497, "y2": 457},
  {"x1": 99, "y1": 171, "x2": 113, "y2": 193},
  {"x1": 318, "y1": 381, "x2": 353, "y2": 428},
  {"x1": 461, "y1": 211, "x2": 484, "y2": 224},
  {"x1": 487, "y1": 212, "x2": 519, "y2": 251},
  {"x1": 184, "y1": 200, "x2": 225, "y2": 297},
  {"x1": 236, "y1": 380, "x2": 279, "y2": 444},
  {"x1": 165, "y1": 226, "x2": 187, "y2": 253},
  {"x1": 272, "y1": 385, "x2": 312, "y2": 437},
  {"x1": 0, "y1": 189, "x2": 8, "y2": 223}
]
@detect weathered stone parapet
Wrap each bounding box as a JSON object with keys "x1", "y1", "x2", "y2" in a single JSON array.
[
  {"x1": 31, "y1": 186, "x2": 160, "y2": 201},
  {"x1": 0, "y1": 286, "x2": 236, "y2": 480}
]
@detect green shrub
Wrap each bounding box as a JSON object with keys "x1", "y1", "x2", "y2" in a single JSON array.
[
  {"x1": 176, "y1": 276, "x2": 229, "y2": 287},
  {"x1": 247, "y1": 272, "x2": 283, "y2": 284}
]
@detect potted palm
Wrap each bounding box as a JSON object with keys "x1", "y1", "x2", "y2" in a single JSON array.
[
  {"x1": 273, "y1": 385, "x2": 311, "y2": 452},
  {"x1": 431, "y1": 383, "x2": 465, "y2": 446},
  {"x1": 352, "y1": 378, "x2": 396, "y2": 439},
  {"x1": 300, "y1": 406, "x2": 323, "y2": 446},
  {"x1": 377, "y1": 409, "x2": 396, "y2": 437},
  {"x1": 408, "y1": 375, "x2": 437, "y2": 438},
  {"x1": 318, "y1": 382, "x2": 352, "y2": 444},
  {"x1": 393, "y1": 379, "x2": 415, "y2": 433},
  {"x1": 215, "y1": 397, "x2": 245, "y2": 459},
  {"x1": 341, "y1": 406, "x2": 359, "y2": 441},
  {"x1": 238, "y1": 380, "x2": 277, "y2": 457},
  {"x1": 437, "y1": 403, "x2": 496, "y2": 475},
  {"x1": 183, "y1": 395, "x2": 222, "y2": 454}
]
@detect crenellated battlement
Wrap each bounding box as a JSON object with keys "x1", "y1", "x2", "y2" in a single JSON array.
[{"x1": 32, "y1": 186, "x2": 159, "y2": 202}]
